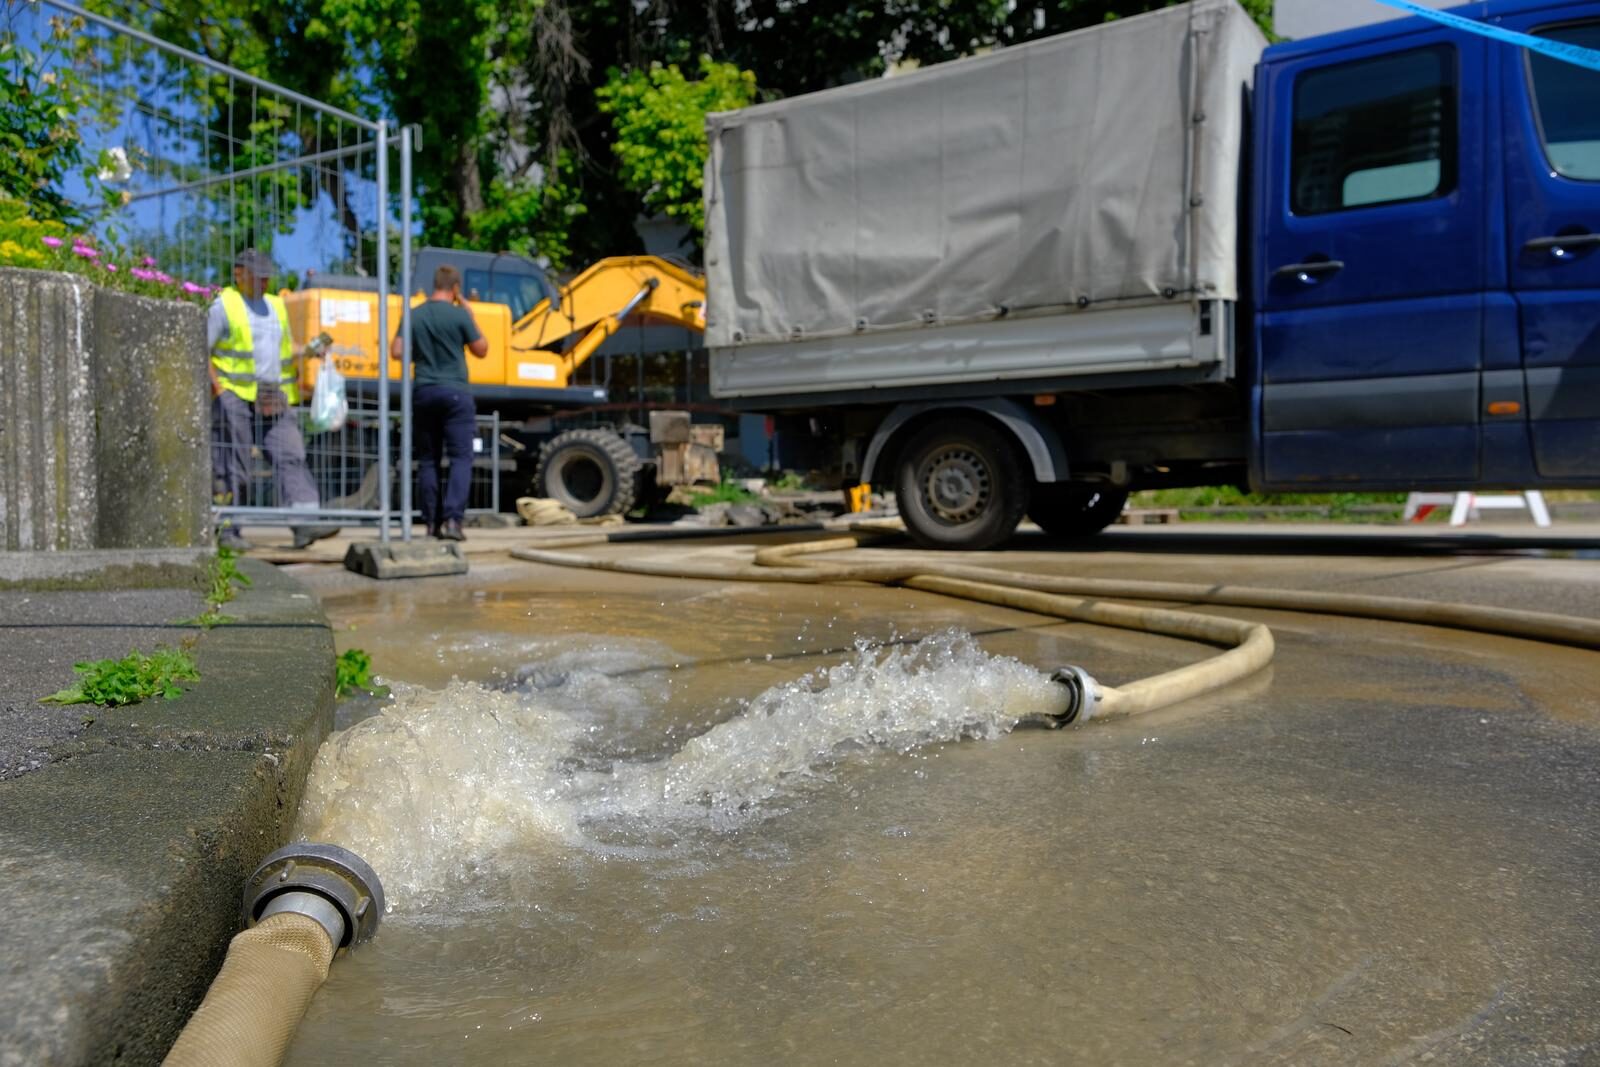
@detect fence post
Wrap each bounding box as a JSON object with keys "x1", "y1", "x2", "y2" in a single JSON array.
[
  {"x1": 399, "y1": 124, "x2": 414, "y2": 542},
  {"x1": 492, "y1": 410, "x2": 501, "y2": 514},
  {"x1": 376, "y1": 122, "x2": 391, "y2": 546}
]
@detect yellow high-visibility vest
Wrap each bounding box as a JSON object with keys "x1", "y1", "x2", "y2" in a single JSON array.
[{"x1": 212, "y1": 288, "x2": 298, "y2": 404}]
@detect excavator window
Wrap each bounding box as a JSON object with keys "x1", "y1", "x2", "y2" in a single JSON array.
[{"x1": 463, "y1": 269, "x2": 550, "y2": 320}]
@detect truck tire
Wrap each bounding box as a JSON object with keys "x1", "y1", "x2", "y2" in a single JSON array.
[
  {"x1": 1028, "y1": 485, "x2": 1129, "y2": 538},
  {"x1": 895, "y1": 419, "x2": 1029, "y2": 551},
  {"x1": 534, "y1": 429, "x2": 642, "y2": 518}
]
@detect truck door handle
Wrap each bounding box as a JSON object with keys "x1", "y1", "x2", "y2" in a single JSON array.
[
  {"x1": 1523, "y1": 232, "x2": 1600, "y2": 260},
  {"x1": 1273, "y1": 259, "x2": 1345, "y2": 284}
]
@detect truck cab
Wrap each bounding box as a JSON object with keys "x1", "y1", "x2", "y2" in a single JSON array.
[{"x1": 1254, "y1": 1, "x2": 1600, "y2": 490}]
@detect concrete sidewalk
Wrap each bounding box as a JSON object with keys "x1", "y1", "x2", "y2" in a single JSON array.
[{"x1": 0, "y1": 556, "x2": 336, "y2": 1067}]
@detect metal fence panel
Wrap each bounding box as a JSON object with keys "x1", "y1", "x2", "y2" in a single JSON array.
[{"x1": 9, "y1": 1, "x2": 410, "y2": 541}]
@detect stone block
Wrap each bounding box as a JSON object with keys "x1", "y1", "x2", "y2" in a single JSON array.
[
  {"x1": 0, "y1": 268, "x2": 209, "y2": 551},
  {"x1": 343, "y1": 539, "x2": 468, "y2": 579},
  {"x1": 0, "y1": 270, "x2": 98, "y2": 551},
  {"x1": 91, "y1": 287, "x2": 209, "y2": 549}
]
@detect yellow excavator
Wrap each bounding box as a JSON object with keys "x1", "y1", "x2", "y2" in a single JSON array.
[{"x1": 281, "y1": 249, "x2": 716, "y2": 517}]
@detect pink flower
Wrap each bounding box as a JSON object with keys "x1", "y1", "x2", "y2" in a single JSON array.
[
  {"x1": 154, "y1": 271, "x2": 173, "y2": 284},
  {"x1": 181, "y1": 281, "x2": 205, "y2": 294},
  {"x1": 72, "y1": 244, "x2": 98, "y2": 259},
  {"x1": 101, "y1": 262, "x2": 118, "y2": 273},
  {"x1": 141, "y1": 256, "x2": 157, "y2": 267},
  {"x1": 131, "y1": 267, "x2": 156, "y2": 281},
  {"x1": 40, "y1": 236, "x2": 62, "y2": 248}
]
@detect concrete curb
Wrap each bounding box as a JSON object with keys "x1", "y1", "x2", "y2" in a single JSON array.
[{"x1": 0, "y1": 560, "x2": 336, "y2": 1067}]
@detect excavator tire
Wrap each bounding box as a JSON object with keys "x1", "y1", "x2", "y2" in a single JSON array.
[{"x1": 534, "y1": 429, "x2": 643, "y2": 519}]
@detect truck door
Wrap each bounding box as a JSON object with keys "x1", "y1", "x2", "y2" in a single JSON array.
[
  {"x1": 1499, "y1": 10, "x2": 1600, "y2": 482},
  {"x1": 1257, "y1": 31, "x2": 1489, "y2": 488}
]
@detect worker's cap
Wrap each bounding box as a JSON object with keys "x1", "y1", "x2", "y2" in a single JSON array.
[{"x1": 233, "y1": 248, "x2": 275, "y2": 277}]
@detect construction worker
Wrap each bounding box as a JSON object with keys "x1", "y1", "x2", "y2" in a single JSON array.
[
  {"x1": 207, "y1": 248, "x2": 337, "y2": 550},
  {"x1": 389, "y1": 263, "x2": 488, "y2": 541}
]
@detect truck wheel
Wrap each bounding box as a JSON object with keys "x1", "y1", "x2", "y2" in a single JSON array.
[
  {"x1": 534, "y1": 429, "x2": 642, "y2": 518},
  {"x1": 895, "y1": 419, "x2": 1029, "y2": 550},
  {"x1": 1028, "y1": 485, "x2": 1129, "y2": 537}
]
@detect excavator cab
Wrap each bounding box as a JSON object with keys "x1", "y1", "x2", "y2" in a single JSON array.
[{"x1": 410, "y1": 249, "x2": 553, "y2": 321}]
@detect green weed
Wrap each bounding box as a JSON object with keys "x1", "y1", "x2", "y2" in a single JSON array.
[
  {"x1": 335, "y1": 648, "x2": 387, "y2": 700},
  {"x1": 768, "y1": 470, "x2": 809, "y2": 492},
  {"x1": 42, "y1": 647, "x2": 200, "y2": 708},
  {"x1": 688, "y1": 477, "x2": 760, "y2": 508},
  {"x1": 181, "y1": 545, "x2": 252, "y2": 628}
]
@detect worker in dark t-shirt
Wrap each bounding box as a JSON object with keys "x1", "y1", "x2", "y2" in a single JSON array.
[{"x1": 390, "y1": 264, "x2": 488, "y2": 541}]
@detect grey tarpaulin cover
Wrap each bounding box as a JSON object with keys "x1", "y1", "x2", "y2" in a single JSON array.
[{"x1": 702, "y1": 0, "x2": 1266, "y2": 349}]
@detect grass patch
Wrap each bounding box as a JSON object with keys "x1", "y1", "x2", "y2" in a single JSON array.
[
  {"x1": 688, "y1": 477, "x2": 761, "y2": 508},
  {"x1": 1131, "y1": 487, "x2": 1410, "y2": 520},
  {"x1": 768, "y1": 470, "x2": 809, "y2": 492},
  {"x1": 335, "y1": 648, "x2": 388, "y2": 700},
  {"x1": 41, "y1": 647, "x2": 200, "y2": 708}
]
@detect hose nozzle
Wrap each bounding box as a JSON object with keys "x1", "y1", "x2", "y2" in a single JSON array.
[
  {"x1": 242, "y1": 842, "x2": 384, "y2": 953},
  {"x1": 1042, "y1": 665, "x2": 1101, "y2": 726}
]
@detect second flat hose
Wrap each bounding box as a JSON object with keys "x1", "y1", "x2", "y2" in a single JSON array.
[{"x1": 513, "y1": 533, "x2": 1276, "y2": 722}]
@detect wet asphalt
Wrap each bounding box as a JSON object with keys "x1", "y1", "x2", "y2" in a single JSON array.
[{"x1": 275, "y1": 522, "x2": 1599, "y2": 1065}]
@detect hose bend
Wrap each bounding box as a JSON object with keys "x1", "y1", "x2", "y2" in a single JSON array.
[{"x1": 512, "y1": 533, "x2": 1278, "y2": 722}]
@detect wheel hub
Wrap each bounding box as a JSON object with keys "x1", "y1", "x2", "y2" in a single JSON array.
[
  {"x1": 555, "y1": 455, "x2": 605, "y2": 504},
  {"x1": 922, "y1": 447, "x2": 991, "y2": 524}
]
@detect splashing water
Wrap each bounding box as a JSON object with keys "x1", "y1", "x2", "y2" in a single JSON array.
[{"x1": 295, "y1": 631, "x2": 1066, "y2": 907}]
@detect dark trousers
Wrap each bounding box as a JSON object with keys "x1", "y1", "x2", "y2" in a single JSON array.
[
  {"x1": 414, "y1": 383, "x2": 476, "y2": 526},
  {"x1": 212, "y1": 388, "x2": 319, "y2": 510}
]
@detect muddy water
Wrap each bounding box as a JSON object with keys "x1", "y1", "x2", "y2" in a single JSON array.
[{"x1": 283, "y1": 558, "x2": 1600, "y2": 1065}]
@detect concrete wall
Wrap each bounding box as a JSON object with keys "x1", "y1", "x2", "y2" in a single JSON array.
[{"x1": 0, "y1": 268, "x2": 210, "y2": 551}]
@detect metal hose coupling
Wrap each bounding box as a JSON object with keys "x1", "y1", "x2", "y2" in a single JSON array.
[
  {"x1": 242, "y1": 842, "x2": 385, "y2": 952},
  {"x1": 1043, "y1": 666, "x2": 1102, "y2": 726}
]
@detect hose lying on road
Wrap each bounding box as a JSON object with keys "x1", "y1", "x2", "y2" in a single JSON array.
[
  {"x1": 513, "y1": 533, "x2": 1275, "y2": 724},
  {"x1": 747, "y1": 534, "x2": 1600, "y2": 651},
  {"x1": 513, "y1": 530, "x2": 1600, "y2": 721},
  {"x1": 163, "y1": 844, "x2": 383, "y2": 1067}
]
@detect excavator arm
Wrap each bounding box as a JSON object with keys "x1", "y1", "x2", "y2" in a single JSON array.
[{"x1": 511, "y1": 256, "x2": 707, "y2": 378}]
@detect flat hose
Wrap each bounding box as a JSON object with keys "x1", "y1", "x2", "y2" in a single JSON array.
[
  {"x1": 512, "y1": 530, "x2": 1600, "y2": 718},
  {"x1": 162, "y1": 912, "x2": 335, "y2": 1067},
  {"x1": 749, "y1": 535, "x2": 1600, "y2": 650},
  {"x1": 512, "y1": 534, "x2": 1276, "y2": 721}
]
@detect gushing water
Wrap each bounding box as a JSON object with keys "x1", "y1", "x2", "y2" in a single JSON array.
[{"x1": 295, "y1": 631, "x2": 1065, "y2": 907}]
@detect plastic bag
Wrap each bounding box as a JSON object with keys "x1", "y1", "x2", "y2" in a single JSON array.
[{"x1": 308, "y1": 358, "x2": 347, "y2": 434}]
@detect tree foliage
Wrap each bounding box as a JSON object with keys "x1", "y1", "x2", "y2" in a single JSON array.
[
  {"x1": 597, "y1": 58, "x2": 758, "y2": 235},
  {"x1": 0, "y1": 10, "x2": 102, "y2": 223},
  {"x1": 16, "y1": 0, "x2": 1276, "y2": 269}
]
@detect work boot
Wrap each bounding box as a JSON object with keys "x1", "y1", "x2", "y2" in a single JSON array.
[
  {"x1": 438, "y1": 518, "x2": 466, "y2": 542},
  {"x1": 291, "y1": 525, "x2": 341, "y2": 550},
  {"x1": 217, "y1": 528, "x2": 252, "y2": 551}
]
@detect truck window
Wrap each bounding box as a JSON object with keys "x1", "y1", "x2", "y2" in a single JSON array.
[
  {"x1": 1527, "y1": 22, "x2": 1600, "y2": 181},
  {"x1": 1291, "y1": 46, "x2": 1456, "y2": 214}
]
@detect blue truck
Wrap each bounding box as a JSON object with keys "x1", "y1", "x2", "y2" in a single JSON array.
[{"x1": 701, "y1": 0, "x2": 1600, "y2": 548}]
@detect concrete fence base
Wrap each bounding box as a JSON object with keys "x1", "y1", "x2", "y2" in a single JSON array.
[{"x1": 0, "y1": 268, "x2": 210, "y2": 551}]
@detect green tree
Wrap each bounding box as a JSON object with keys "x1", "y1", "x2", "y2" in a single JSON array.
[
  {"x1": 40, "y1": 0, "x2": 1276, "y2": 270},
  {"x1": 596, "y1": 57, "x2": 757, "y2": 236},
  {"x1": 0, "y1": 9, "x2": 100, "y2": 223}
]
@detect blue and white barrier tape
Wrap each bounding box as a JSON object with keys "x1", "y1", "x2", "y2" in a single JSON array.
[{"x1": 1371, "y1": 0, "x2": 1600, "y2": 72}]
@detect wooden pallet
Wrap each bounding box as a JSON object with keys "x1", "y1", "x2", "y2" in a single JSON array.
[{"x1": 1116, "y1": 508, "x2": 1179, "y2": 526}]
